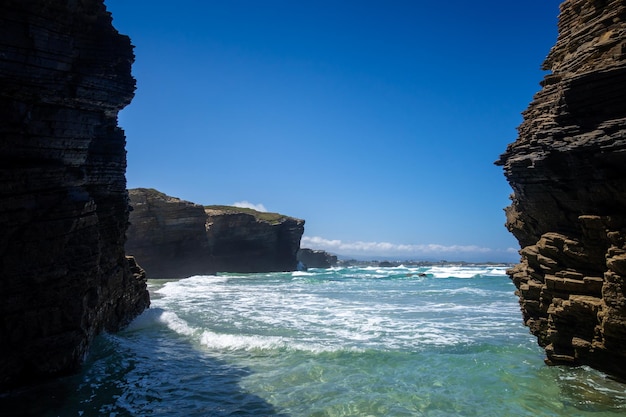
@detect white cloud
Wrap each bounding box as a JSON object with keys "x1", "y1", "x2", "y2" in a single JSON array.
[
  {"x1": 232, "y1": 201, "x2": 268, "y2": 212},
  {"x1": 301, "y1": 236, "x2": 518, "y2": 261}
]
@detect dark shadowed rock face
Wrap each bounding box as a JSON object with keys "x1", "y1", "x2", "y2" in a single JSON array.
[
  {"x1": 205, "y1": 206, "x2": 305, "y2": 273},
  {"x1": 127, "y1": 188, "x2": 305, "y2": 276},
  {"x1": 0, "y1": 0, "x2": 149, "y2": 390},
  {"x1": 297, "y1": 248, "x2": 338, "y2": 269},
  {"x1": 126, "y1": 188, "x2": 215, "y2": 278},
  {"x1": 497, "y1": 0, "x2": 626, "y2": 378}
]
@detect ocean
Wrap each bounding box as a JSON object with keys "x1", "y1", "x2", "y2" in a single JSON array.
[{"x1": 5, "y1": 265, "x2": 626, "y2": 416}]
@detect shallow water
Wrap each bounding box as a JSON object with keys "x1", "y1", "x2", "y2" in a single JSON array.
[{"x1": 3, "y1": 265, "x2": 625, "y2": 416}]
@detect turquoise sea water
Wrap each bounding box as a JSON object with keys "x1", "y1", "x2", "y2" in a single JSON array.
[{"x1": 5, "y1": 265, "x2": 626, "y2": 416}]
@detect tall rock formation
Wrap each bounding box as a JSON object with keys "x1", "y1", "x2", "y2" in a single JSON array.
[
  {"x1": 497, "y1": 0, "x2": 626, "y2": 379},
  {"x1": 126, "y1": 188, "x2": 215, "y2": 278},
  {"x1": 127, "y1": 188, "x2": 305, "y2": 276},
  {"x1": 0, "y1": 1, "x2": 149, "y2": 389},
  {"x1": 205, "y1": 205, "x2": 305, "y2": 273}
]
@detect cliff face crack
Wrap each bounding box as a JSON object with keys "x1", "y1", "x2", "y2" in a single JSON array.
[{"x1": 498, "y1": 0, "x2": 626, "y2": 379}]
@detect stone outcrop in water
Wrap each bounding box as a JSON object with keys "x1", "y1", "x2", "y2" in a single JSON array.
[
  {"x1": 297, "y1": 248, "x2": 338, "y2": 269},
  {"x1": 0, "y1": 0, "x2": 149, "y2": 389},
  {"x1": 497, "y1": 0, "x2": 626, "y2": 379},
  {"x1": 127, "y1": 188, "x2": 305, "y2": 276}
]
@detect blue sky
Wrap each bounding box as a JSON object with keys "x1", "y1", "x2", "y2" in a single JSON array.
[{"x1": 105, "y1": 0, "x2": 562, "y2": 262}]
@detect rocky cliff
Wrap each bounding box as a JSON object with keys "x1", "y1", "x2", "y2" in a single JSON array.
[
  {"x1": 497, "y1": 0, "x2": 626, "y2": 379},
  {"x1": 205, "y1": 205, "x2": 305, "y2": 273},
  {"x1": 0, "y1": 1, "x2": 149, "y2": 389},
  {"x1": 127, "y1": 188, "x2": 305, "y2": 276},
  {"x1": 126, "y1": 188, "x2": 215, "y2": 277}
]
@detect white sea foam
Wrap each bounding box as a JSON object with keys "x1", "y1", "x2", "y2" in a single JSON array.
[
  {"x1": 199, "y1": 330, "x2": 287, "y2": 351},
  {"x1": 155, "y1": 275, "x2": 229, "y2": 298},
  {"x1": 123, "y1": 308, "x2": 167, "y2": 332},
  {"x1": 124, "y1": 308, "x2": 197, "y2": 337},
  {"x1": 59, "y1": 264, "x2": 626, "y2": 417},
  {"x1": 426, "y1": 268, "x2": 483, "y2": 279},
  {"x1": 486, "y1": 267, "x2": 509, "y2": 276},
  {"x1": 147, "y1": 265, "x2": 523, "y2": 355},
  {"x1": 420, "y1": 265, "x2": 510, "y2": 279}
]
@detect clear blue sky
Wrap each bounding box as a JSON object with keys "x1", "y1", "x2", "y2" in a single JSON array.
[{"x1": 105, "y1": 0, "x2": 562, "y2": 262}]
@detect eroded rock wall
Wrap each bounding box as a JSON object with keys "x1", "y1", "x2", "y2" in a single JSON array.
[
  {"x1": 205, "y1": 207, "x2": 305, "y2": 273},
  {"x1": 0, "y1": 0, "x2": 149, "y2": 389},
  {"x1": 126, "y1": 188, "x2": 215, "y2": 278},
  {"x1": 127, "y1": 188, "x2": 305, "y2": 276},
  {"x1": 497, "y1": 0, "x2": 626, "y2": 378}
]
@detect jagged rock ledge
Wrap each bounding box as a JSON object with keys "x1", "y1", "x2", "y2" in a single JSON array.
[
  {"x1": 0, "y1": 1, "x2": 149, "y2": 390},
  {"x1": 126, "y1": 188, "x2": 305, "y2": 276},
  {"x1": 497, "y1": 0, "x2": 626, "y2": 379}
]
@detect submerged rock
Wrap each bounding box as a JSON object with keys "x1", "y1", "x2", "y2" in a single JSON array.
[
  {"x1": 497, "y1": 0, "x2": 626, "y2": 378},
  {"x1": 0, "y1": 0, "x2": 149, "y2": 389},
  {"x1": 127, "y1": 188, "x2": 305, "y2": 276}
]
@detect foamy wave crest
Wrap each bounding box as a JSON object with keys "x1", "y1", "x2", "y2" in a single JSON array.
[
  {"x1": 427, "y1": 267, "x2": 482, "y2": 279},
  {"x1": 124, "y1": 308, "x2": 197, "y2": 337},
  {"x1": 200, "y1": 330, "x2": 287, "y2": 351},
  {"x1": 423, "y1": 266, "x2": 509, "y2": 279},
  {"x1": 155, "y1": 275, "x2": 229, "y2": 298},
  {"x1": 486, "y1": 268, "x2": 508, "y2": 276},
  {"x1": 123, "y1": 308, "x2": 167, "y2": 332},
  {"x1": 198, "y1": 330, "x2": 367, "y2": 354}
]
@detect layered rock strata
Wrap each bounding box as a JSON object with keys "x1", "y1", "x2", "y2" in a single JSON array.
[
  {"x1": 205, "y1": 206, "x2": 305, "y2": 273},
  {"x1": 0, "y1": 0, "x2": 149, "y2": 389},
  {"x1": 497, "y1": 0, "x2": 626, "y2": 378},
  {"x1": 127, "y1": 188, "x2": 305, "y2": 276},
  {"x1": 126, "y1": 188, "x2": 215, "y2": 277}
]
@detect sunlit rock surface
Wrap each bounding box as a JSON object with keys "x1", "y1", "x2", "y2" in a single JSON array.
[
  {"x1": 0, "y1": 0, "x2": 149, "y2": 389},
  {"x1": 497, "y1": 0, "x2": 626, "y2": 378},
  {"x1": 127, "y1": 188, "x2": 305, "y2": 276}
]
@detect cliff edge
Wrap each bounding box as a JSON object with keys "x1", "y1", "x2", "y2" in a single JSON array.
[
  {"x1": 126, "y1": 188, "x2": 214, "y2": 277},
  {"x1": 0, "y1": 1, "x2": 149, "y2": 389},
  {"x1": 127, "y1": 188, "x2": 305, "y2": 276},
  {"x1": 497, "y1": 0, "x2": 626, "y2": 378}
]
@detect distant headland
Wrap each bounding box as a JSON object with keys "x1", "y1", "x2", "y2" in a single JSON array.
[{"x1": 126, "y1": 188, "x2": 305, "y2": 277}]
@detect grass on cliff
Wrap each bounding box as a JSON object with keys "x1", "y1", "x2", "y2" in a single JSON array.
[
  {"x1": 130, "y1": 187, "x2": 167, "y2": 198},
  {"x1": 205, "y1": 205, "x2": 289, "y2": 224}
]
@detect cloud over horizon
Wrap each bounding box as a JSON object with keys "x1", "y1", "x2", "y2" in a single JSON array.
[
  {"x1": 233, "y1": 201, "x2": 268, "y2": 212},
  {"x1": 301, "y1": 236, "x2": 518, "y2": 262}
]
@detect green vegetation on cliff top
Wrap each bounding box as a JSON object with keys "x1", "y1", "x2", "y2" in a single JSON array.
[
  {"x1": 205, "y1": 205, "x2": 291, "y2": 224},
  {"x1": 131, "y1": 187, "x2": 168, "y2": 198},
  {"x1": 129, "y1": 189, "x2": 295, "y2": 224}
]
